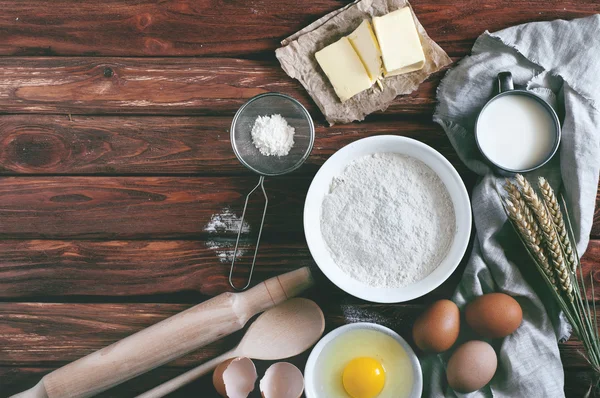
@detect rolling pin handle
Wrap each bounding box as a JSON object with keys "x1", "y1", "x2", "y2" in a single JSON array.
[{"x1": 9, "y1": 267, "x2": 313, "y2": 398}]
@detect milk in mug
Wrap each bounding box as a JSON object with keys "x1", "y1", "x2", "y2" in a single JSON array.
[{"x1": 476, "y1": 95, "x2": 557, "y2": 171}]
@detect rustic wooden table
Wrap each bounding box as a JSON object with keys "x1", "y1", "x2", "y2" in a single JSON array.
[{"x1": 1, "y1": 1, "x2": 599, "y2": 397}]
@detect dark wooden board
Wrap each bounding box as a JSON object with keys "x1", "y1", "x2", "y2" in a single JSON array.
[
  {"x1": 0, "y1": 57, "x2": 440, "y2": 116},
  {"x1": 0, "y1": 0, "x2": 598, "y2": 58},
  {"x1": 0, "y1": 242, "x2": 469, "y2": 303},
  {"x1": 0, "y1": 301, "x2": 596, "y2": 398},
  {"x1": 1, "y1": 176, "x2": 598, "y2": 240},
  {"x1": 0, "y1": 113, "x2": 596, "y2": 235},
  {"x1": 1, "y1": 367, "x2": 595, "y2": 398},
  {"x1": 0, "y1": 115, "x2": 463, "y2": 175},
  {"x1": 0, "y1": 302, "x2": 594, "y2": 369},
  {"x1": 1, "y1": 240, "x2": 600, "y2": 302},
  {"x1": 0, "y1": 176, "x2": 310, "y2": 239},
  {"x1": 0, "y1": 366, "x2": 223, "y2": 398},
  {"x1": 1, "y1": 0, "x2": 599, "y2": 396}
]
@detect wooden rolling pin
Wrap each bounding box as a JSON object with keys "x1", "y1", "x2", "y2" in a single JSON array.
[{"x1": 11, "y1": 267, "x2": 313, "y2": 398}]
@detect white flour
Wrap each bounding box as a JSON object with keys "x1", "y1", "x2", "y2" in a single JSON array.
[
  {"x1": 320, "y1": 153, "x2": 455, "y2": 288},
  {"x1": 204, "y1": 208, "x2": 250, "y2": 234},
  {"x1": 204, "y1": 208, "x2": 250, "y2": 263},
  {"x1": 251, "y1": 114, "x2": 295, "y2": 156}
]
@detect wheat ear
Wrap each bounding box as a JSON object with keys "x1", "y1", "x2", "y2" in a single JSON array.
[
  {"x1": 505, "y1": 180, "x2": 539, "y2": 235},
  {"x1": 516, "y1": 174, "x2": 573, "y2": 300},
  {"x1": 503, "y1": 181, "x2": 556, "y2": 285},
  {"x1": 538, "y1": 177, "x2": 577, "y2": 272}
]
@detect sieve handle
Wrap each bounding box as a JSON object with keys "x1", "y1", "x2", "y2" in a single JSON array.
[{"x1": 229, "y1": 175, "x2": 268, "y2": 291}]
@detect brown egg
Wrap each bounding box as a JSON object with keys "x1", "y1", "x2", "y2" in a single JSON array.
[
  {"x1": 447, "y1": 340, "x2": 497, "y2": 393},
  {"x1": 465, "y1": 293, "x2": 523, "y2": 338},
  {"x1": 412, "y1": 299, "x2": 460, "y2": 352}
]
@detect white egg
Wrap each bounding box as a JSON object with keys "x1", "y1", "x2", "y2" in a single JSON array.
[{"x1": 313, "y1": 328, "x2": 414, "y2": 398}]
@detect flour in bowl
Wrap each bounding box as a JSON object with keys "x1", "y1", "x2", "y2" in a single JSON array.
[{"x1": 320, "y1": 152, "x2": 455, "y2": 288}]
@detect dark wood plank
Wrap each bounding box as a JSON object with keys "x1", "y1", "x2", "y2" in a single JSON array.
[
  {"x1": 0, "y1": 0, "x2": 343, "y2": 58},
  {"x1": 0, "y1": 241, "x2": 313, "y2": 299},
  {"x1": 0, "y1": 302, "x2": 237, "y2": 368},
  {"x1": 0, "y1": 115, "x2": 465, "y2": 175},
  {"x1": 4, "y1": 239, "x2": 600, "y2": 301},
  {"x1": 0, "y1": 240, "x2": 471, "y2": 301},
  {"x1": 0, "y1": 176, "x2": 311, "y2": 240},
  {"x1": 1, "y1": 367, "x2": 595, "y2": 398},
  {"x1": 0, "y1": 365, "x2": 233, "y2": 398},
  {"x1": 0, "y1": 0, "x2": 598, "y2": 57},
  {"x1": 0, "y1": 57, "x2": 440, "y2": 116},
  {"x1": 0, "y1": 173, "x2": 470, "y2": 241},
  {"x1": 0, "y1": 302, "x2": 594, "y2": 370},
  {"x1": 1, "y1": 176, "x2": 598, "y2": 241}
]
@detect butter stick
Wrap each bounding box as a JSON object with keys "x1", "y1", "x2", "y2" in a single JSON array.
[
  {"x1": 373, "y1": 7, "x2": 426, "y2": 76},
  {"x1": 315, "y1": 37, "x2": 372, "y2": 102},
  {"x1": 347, "y1": 20, "x2": 383, "y2": 85}
]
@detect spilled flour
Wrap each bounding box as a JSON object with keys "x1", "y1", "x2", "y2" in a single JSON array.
[
  {"x1": 320, "y1": 153, "x2": 455, "y2": 288},
  {"x1": 341, "y1": 305, "x2": 390, "y2": 326},
  {"x1": 204, "y1": 208, "x2": 250, "y2": 234},
  {"x1": 204, "y1": 208, "x2": 250, "y2": 263},
  {"x1": 205, "y1": 240, "x2": 246, "y2": 263}
]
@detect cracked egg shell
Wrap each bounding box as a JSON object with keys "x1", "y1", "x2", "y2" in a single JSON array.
[
  {"x1": 212, "y1": 357, "x2": 257, "y2": 398},
  {"x1": 259, "y1": 362, "x2": 304, "y2": 398}
]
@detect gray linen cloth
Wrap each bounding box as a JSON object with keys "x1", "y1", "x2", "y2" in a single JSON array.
[{"x1": 425, "y1": 15, "x2": 600, "y2": 397}]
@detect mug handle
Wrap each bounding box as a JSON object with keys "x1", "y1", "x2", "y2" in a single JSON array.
[{"x1": 498, "y1": 72, "x2": 514, "y2": 93}]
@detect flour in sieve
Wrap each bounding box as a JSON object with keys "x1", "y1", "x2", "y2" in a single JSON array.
[
  {"x1": 320, "y1": 153, "x2": 455, "y2": 288},
  {"x1": 251, "y1": 114, "x2": 295, "y2": 156}
]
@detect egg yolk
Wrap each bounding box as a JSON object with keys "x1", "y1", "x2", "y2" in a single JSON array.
[{"x1": 342, "y1": 357, "x2": 386, "y2": 398}]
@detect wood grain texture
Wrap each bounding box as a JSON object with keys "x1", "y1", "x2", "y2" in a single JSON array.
[
  {"x1": 1, "y1": 176, "x2": 598, "y2": 240},
  {"x1": 24, "y1": 272, "x2": 312, "y2": 398},
  {"x1": 0, "y1": 176, "x2": 311, "y2": 239},
  {"x1": 0, "y1": 241, "x2": 469, "y2": 301},
  {"x1": 0, "y1": 0, "x2": 598, "y2": 57},
  {"x1": 0, "y1": 366, "x2": 216, "y2": 398},
  {"x1": 0, "y1": 302, "x2": 593, "y2": 371},
  {"x1": 0, "y1": 57, "x2": 440, "y2": 116},
  {"x1": 0, "y1": 115, "x2": 463, "y2": 175},
  {"x1": 0, "y1": 0, "x2": 599, "y2": 395},
  {"x1": 5, "y1": 240, "x2": 600, "y2": 302},
  {"x1": 1, "y1": 367, "x2": 596, "y2": 398}
]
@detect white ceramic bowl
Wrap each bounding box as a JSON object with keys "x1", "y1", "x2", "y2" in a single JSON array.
[
  {"x1": 304, "y1": 135, "x2": 471, "y2": 303},
  {"x1": 304, "y1": 323, "x2": 423, "y2": 398}
]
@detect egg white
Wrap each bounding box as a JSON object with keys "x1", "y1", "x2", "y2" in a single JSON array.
[{"x1": 313, "y1": 328, "x2": 414, "y2": 398}]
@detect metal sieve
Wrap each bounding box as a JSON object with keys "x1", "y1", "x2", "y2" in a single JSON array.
[{"x1": 229, "y1": 92, "x2": 315, "y2": 290}]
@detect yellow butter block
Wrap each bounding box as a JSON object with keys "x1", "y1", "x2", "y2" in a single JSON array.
[
  {"x1": 315, "y1": 37, "x2": 373, "y2": 102},
  {"x1": 348, "y1": 20, "x2": 383, "y2": 85},
  {"x1": 373, "y1": 7, "x2": 426, "y2": 77}
]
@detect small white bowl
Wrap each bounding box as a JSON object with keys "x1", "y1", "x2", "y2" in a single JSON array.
[
  {"x1": 304, "y1": 323, "x2": 422, "y2": 398},
  {"x1": 304, "y1": 135, "x2": 471, "y2": 303}
]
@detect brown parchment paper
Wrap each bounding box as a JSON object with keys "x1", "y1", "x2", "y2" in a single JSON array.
[{"x1": 275, "y1": 0, "x2": 452, "y2": 125}]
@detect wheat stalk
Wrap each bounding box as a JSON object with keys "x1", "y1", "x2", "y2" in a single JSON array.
[
  {"x1": 503, "y1": 182, "x2": 555, "y2": 285},
  {"x1": 538, "y1": 177, "x2": 577, "y2": 272},
  {"x1": 501, "y1": 176, "x2": 600, "y2": 384},
  {"x1": 505, "y1": 180, "x2": 538, "y2": 234},
  {"x1": 516, "y1": 174, "x2": 573, "y2": 300}
]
